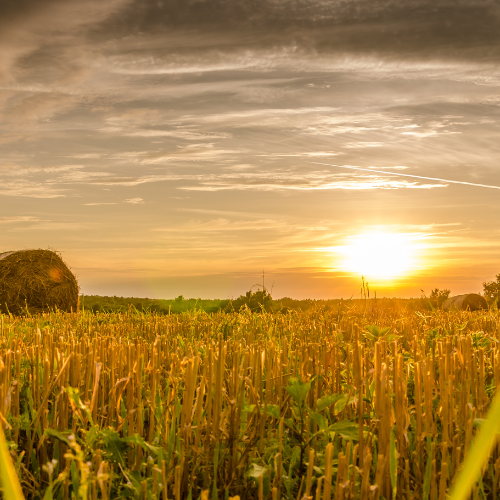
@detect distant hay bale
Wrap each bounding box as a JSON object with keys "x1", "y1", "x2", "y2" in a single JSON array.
[
  {"x1": 0, "y1": 249, "x2": 79, "y2": 315},
  {"x1": 442, "y1": 293, "x2": 488, "y2": 312}
]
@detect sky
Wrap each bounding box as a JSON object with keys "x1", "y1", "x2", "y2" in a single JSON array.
[{"x1": 1, "y1": 0, "x2": 499, "y2": 299}]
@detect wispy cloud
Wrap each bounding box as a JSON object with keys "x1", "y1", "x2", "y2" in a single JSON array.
[
  {"x1": 8, "y1": 222, "x2": 86, "y2": 232},
  {"x1": 0, "y1": 164, "x2": 450, "y2": 193},
  {"x1": 125, "y1": 130, "x2": 232, "y2": 140},
  {"x1": 153, "y1": 218, "x2": 293, "y2": 232},
  {"x1": 0, "y1": 181, "x2": 65, "y2": 198},
  {"x1": 0, "y1": 216, "x2": 41, "y2": 223},
  {"x1": 344, "y1": 142, "x2": 384, "y2": 148},
  {"x1": 100, "y1": 49, "x2": 500, "y2": 82},
  {"x1": 138, "y1": 144, "x2": 243, "y2": 164},
  {"x1": 257, "y1": 151, "x2": 343, "y2": 158},
  {"x1": 84, "y1": 202, "x2": 117, "y2": 206},
  {"x1": 177, "y1": 171, "x2": 446, "y2": 192},
  {"x1": 68, "y1": 153, "x2": 105, "y2": 159}
]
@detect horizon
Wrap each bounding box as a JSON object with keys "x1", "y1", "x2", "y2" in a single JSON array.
[
  {"x1": 1, "y1": 0, "x2": 499, "y2": 299},
  {"x1": 79, "y1": 284, "x2": 479, "y2": 303},
  {"x1": 79, "y1": 292, "x2": 429, "y2": 301}
]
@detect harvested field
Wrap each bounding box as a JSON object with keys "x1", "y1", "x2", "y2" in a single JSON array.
[{"x1": 1, "y1": 304, "x2": 500, "y2": 499}]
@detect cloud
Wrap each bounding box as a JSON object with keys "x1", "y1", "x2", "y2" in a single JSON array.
[
  {"x1": 125, "y1": 197, "x2": 144, "y2": 203},
  {"x1": 0, "y1": 164, "x2": 106, "y2": 197},
  {"x1": 2, "y1": 92, "x2": 78, "y2": 126},
  {"x1": 177, "y1": 208, "x2": 278, "y2": 218},
  {"x1": 101, "y1": 49, "x2": 500, "y2": 83},
  {"x1": 69, "y1": 153, "x2": 105, "y2": 159},
  {"x1": 171, "y1": 107, "x2": 467, "y2": 140},
  {"x1": 0, "y1": 0, "x2": 134, "y2": 132},
  {"x1": 0, "y1": 216, "x2": 41, "y2": 223},
  {"x1": 8, "y1": 222, "x2": 84, "y2": 232},
  {"x1": 154, "y1": 218, "x2": 293, "y2": 232},
  {"x1": 125, "y1": 129, "x2": 232, "y2": 140},
  {"x1": 138, "y1": 144, "x2": 243, "y2": 164},
  {"x1": 0, "y1": 0, "x2": 130, "y2": 90},
  {"x1": 0, "y1": 181, "x2": 65, "y2": 198},
  {"x1": 108, "y1": 151, "x2": 150, "y2": 160},
  {"x1": 176, "y1": 170, "x2": 447, "y2": 192},
  {"x1": 401, "y1": 131, "x2": 441, "y2": 138},
  {"x1": 181, "y1": 180, "x2": 445, "y2": 192},
  {"x1": 344, "y1": 142, "x2": 384, "y2": 148},
  {"x1": 0, "y1": 165, "x2": 84, "y2": 176},
  {"x1": 84, "y1": 202, "x2": 117, "y2": 205},
  {"x1": 95, "y1": 0, "x2": 500, "y2": 64},
  {"x1": 0, "y1": 159, "x2": 451, "y2": 194},
  {"x1": 257, "y1": 151, "x2": 343, "y2": 158}
]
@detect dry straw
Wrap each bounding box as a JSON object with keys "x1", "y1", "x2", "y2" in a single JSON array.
[
  {"x1": 1, "y1": 300, "x2": 500, "y2": 498},
  {"x1": 0, "y1": 249, "x2": 79, "y2": 315}
]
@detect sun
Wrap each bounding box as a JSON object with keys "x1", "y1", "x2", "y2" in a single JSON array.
[{"x1": 338, "y1": 232, "x2": 419, "y2": 280}]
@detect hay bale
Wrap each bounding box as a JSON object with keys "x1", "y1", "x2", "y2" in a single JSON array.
[
  {"x1": 0, "y1": 249, "x2": 79, "y2": 315},
  {"x1": 442, "y1": 293, "x2": 488, "y2": 312}
]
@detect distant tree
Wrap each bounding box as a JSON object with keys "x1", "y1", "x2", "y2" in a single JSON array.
[
  {"x1": 483, "y1": 274, "x2": 500, "y2": 307},
  {"x1": 175, "y1": 295, "x2": 184, "y2": 302},
  {"x1": 429, "y1": 288, "x2": 451, "y2": 308},
  {"x1": 226, "y1": 289, "x2": 273, "y2": 312}
]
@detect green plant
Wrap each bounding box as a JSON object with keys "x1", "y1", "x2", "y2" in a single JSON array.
[
  {"x1": 449, "y1": 391, "x2": 500, "y2": 500},
  {"x1": 266, "y1": 378, "x2": 358, "y2": 484},
  {"x1": 0, "y1": 425, "x2": 25, "y2": 500},
  {"x1": 364, "y1": 324, "x2": 400, "y2": 343}
]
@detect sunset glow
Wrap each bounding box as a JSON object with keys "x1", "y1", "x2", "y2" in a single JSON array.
[
  {"x1": 338, "y1": 233, "x2": 420, "y2": 280},
  {"x1": 4, "y1": 2, "x2": 500, "y2": 496},
  {"x1": 1, "y1": 0, "x2": 500, "y2": 299}
]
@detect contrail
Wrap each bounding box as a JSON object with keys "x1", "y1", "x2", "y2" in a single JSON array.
[{"x1": 309, "y1": 162, "x2": 500, "y2": 190}]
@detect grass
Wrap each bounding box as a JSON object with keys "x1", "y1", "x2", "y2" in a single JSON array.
[
  {"x1": 0, "y1": 424, "x2": 25, "y2": 500},
  {"x1": 0, "y1": 302, "x2": 499, "y2": 499}
]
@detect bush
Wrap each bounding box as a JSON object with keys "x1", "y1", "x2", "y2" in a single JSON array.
[
  {"x1": 225, "y1": 289, "x2": 273, "y2": 312},
  {"x1": 483, "y1": 274, "x2": 500, "y2": 307},
  {"x1": 429, "y1": 288, "x2": 451, "y2": 308}
]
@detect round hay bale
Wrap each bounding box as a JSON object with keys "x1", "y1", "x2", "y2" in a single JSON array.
[
  {"x1": 442, "y1": 293, "x2": 488, "y2": 312},
  {"x1": 0, "y1": 249, "x2": 79, "y2": 315}
]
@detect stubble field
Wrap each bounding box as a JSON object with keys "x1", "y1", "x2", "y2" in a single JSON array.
[{"x1": 1, "y1": 302, "x2": 499, "y2": 499}]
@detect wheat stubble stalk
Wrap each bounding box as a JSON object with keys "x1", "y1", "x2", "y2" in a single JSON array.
[{"x1": 0, "y1": 305, "x2": 498, "y2": 498}]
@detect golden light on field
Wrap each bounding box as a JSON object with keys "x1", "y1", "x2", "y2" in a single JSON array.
[{"x1": 338, "y1": 232, "x2": 420, "y2": 280}]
